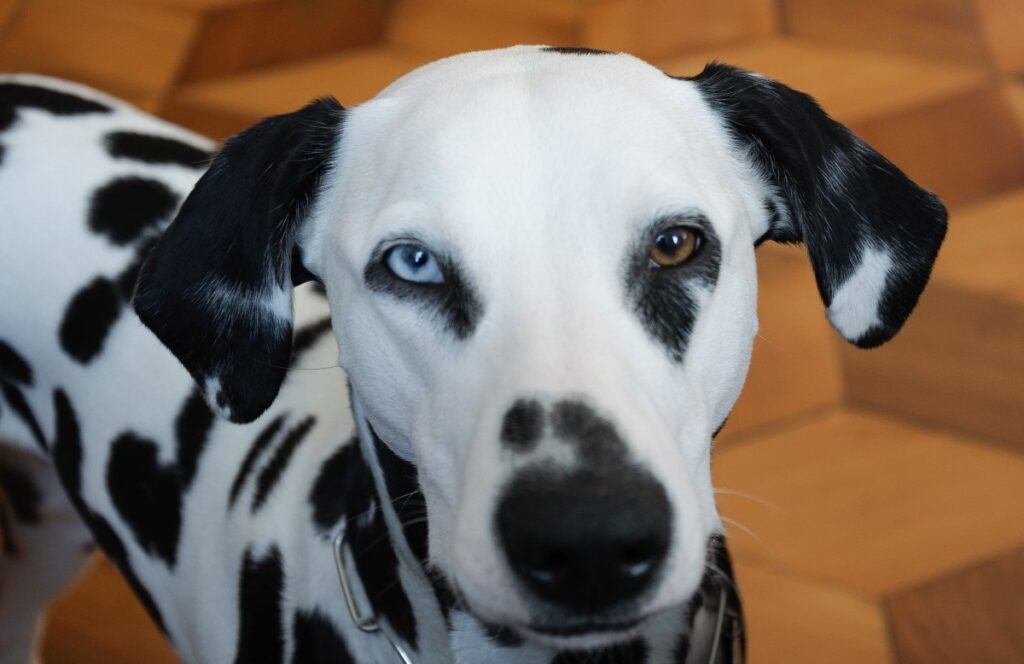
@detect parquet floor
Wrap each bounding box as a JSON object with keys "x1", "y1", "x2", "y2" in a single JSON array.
[{"x1": 1, "y1": 1, "x2": 1021, "y2": 662}]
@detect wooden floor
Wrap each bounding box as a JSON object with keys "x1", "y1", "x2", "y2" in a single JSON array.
[{"x1": 2, "y1": 0, "x2": 1022, "y2": 662}]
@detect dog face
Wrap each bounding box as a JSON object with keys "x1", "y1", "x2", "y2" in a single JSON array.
[{"x1": 135, "y1": 47, "x2": 946, "y2": 648}]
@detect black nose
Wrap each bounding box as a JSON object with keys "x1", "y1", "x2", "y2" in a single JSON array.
[{"x1": 496, "y1": 468, "x2": 672, "y2": 611}]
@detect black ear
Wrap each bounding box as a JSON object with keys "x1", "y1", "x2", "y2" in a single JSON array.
[
  {"x1": 133, "y1": 97, "x2": 344, "y2": 423},
  {"x1": 689, "y1": 63, "x2": 947, "y2": 348}
]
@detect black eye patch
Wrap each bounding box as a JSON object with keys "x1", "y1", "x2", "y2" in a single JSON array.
[
  {"x1": 625, "y1": 213, "x2": 721, "y2": 362},
  {"x1": 363, "y1": 244, "x2": 483, "y2": 339}
]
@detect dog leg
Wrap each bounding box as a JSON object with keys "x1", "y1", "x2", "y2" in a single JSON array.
[{"x1": 0, "y1": 446, "x2": 92, "y2": 664}]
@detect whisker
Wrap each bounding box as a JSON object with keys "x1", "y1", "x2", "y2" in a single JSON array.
[
  {"x1": 720, "y1": 515, "x2": 761, "y2": 542},
  {"x1": 714, "y1": 487, "x2": 782, "y2": 511}
]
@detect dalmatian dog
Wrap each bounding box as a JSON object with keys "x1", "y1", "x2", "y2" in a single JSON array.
[{"x1": 0, "y1": 45, "x2": 946, "y2": 663}]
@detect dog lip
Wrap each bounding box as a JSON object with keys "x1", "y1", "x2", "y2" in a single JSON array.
[{"x1": 527, "y1": 616, "x2": 643, "y2": 637}]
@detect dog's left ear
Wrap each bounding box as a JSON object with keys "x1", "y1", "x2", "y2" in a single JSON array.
[
  {"x1": 133, "y1": 97, "x2": 343, "y2": 423},
  {"x1": 689, "y1": 63, "x2": 947, "y2": 348}
]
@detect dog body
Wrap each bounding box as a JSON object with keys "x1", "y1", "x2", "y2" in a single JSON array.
[{"x1": 0, "y1": 46, "x2": 945, "y2": 664}]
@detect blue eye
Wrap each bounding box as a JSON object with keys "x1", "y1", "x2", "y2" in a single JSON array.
[{"x1": 384, "y1": 244, "x2": 444, "y2": 284}]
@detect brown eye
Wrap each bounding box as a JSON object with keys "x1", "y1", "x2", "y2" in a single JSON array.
[{"x1": 649, "y1": 226, "x2": 700, "y2": 267}]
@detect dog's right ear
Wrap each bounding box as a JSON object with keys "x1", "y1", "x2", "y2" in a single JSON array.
[{"x1": 133, "y1": 97, "x2": 344, "y2": 424}]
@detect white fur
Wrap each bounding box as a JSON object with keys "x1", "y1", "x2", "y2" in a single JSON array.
[{"x1": 827, "y1": 245, "x2": 893, "y2": 340}]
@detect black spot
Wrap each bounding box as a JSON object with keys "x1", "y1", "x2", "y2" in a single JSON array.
[
  {"x1": 552, "y1": 639, "x2": 649, "y2": 664},
  {"x1": 372, "y1": 428, "x2": 427, "y2": 564},
  {"x1": 542, "y1": 46, "x2": 613, "y2": 56},
  {"x1": 0, "y1": 340, "x2": 32, "y2": 385},
  {"x1": 234, "y1": 546, "x2": 285, "y2": 664},
  {"x1": 0, "y1": 502, "x2": 16, "y2": 555},
  {"x1": 549, "y1": 400, "x2": 627, "y2": 466},
  {"x1": 49, "y1": 389, "x2": 166, "y2": 633},
  {"x1": 308, "y1": 438, "x2": 419, "y2": 649},
  {"x1": 291, "y1": 609, "x2": 355, "y2": 664},
  {"x1": 482, "y1": 622, "x2": 525, "y2": 648},
  {"x1": 251, "y1": 416, "x2": 316, "y2": 512},
  {"x1": 0, "y1": 380, "x2": 47, "y2": 450},
  {"x1": 176, "y1": 389, "x2": 215, "y2": 489},
  {"x1": 88, "y1": 176, "x2": 179, "y2": 246},
  {"x1": 59, "y1": 276, "x2": 122, "y2": 364},
  {"x1": 0, "y1": 465, "x2": 41, "y2": 523},
  {"x1": 500, "y1": 399, "x2": 545, "y2": 452},
  {"x1": 308, "y1": 439, "x2": 365, "y2": 536},
  {"x1": 105, "y1": 432, "x2": 182, "y2": 567},
  {"x1": 105, "y1": 131, "x2": 212, "y2": 168},
  {"x1": 625, "y1": 214, "x2": 721, "y2": 363},
  {"x1": 0, "y1": 82, "x2": 110, "y2": 133},
  {"x1": 229, "y1": 415, "x2": 286, "y2": 508},
  {"x1": 364, "y1": 250, "x2": 483, "y2": 340},
  {"x1": 290, "y1": 317, "x2": 333, "y2": 367}
]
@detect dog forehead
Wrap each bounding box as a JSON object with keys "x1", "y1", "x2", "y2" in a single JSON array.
[{"x1": 335, "y1": 47, "x2": 742, "y2": 241}]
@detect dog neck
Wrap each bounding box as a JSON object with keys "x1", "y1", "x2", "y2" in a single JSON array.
[{"x1": 338, "y1": 398, "x2": 745, "y2": 663}]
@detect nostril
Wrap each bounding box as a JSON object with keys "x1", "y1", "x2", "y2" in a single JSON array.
[{"x1": 496, "y1": 467, "x2": 672, "y2": 610}]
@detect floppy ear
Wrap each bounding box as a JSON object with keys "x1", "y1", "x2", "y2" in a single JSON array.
[
  {"x1": 133, "y1": 97, "x2": 344, "y2": 423},
  {"x1": 689, "y1": 63, "x2": 947, "y2": 348}
]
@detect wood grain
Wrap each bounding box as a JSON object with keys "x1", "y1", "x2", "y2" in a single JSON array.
[
  {"x1": 734, "y1": 560, "x2": 892, "y2": 664},
  {"x1": 714, "y1": 411, "x2": 1024, "y2": 596},
  {"x1": 583, "y1": 0, "x2": 777, "y2": 60},
  {"x1": 887, "y1": 546, "x2": 1024, "y2": 664},
  {"x1": 781, "y1": 0, "x2": 989, "y2": 66},
  {"x1": 42, "y1": 557, "x2": 180, "y2": 664}
]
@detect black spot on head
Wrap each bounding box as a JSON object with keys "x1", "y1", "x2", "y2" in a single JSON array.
[
  {"x1": 229, "y1": 415, "x2": 286, "y2": 508},
  {"x1": 501, "y1": 399, "x2": 545, "y2": 452},
  {"x1": 549, "y1": 400, "x2": 627, "y2": 466},
  {"x1": 105, "y1": 432, "x2": 182, "y2": 567},
  {"x1": 104, "y1": 131, "x2": 212, "y2": 168},
  {"x1": 364, "y1": 250, "x2": 483, "y2": 339},
  {"x1": 234, "y1": 546, "x2": 285, "y2": 664},
  {"x1": 251, "y1": 416, "x2": 316, "y2": 512},
  {"x1": 59, "y1": 276, "x2": 122, "y2": 364},
  {"x1": 88, "y1": 176, "x2": 179, "y2": 246},
  {"x1": 0, "y1": 340, "x2": 32, "y2": 385},
  {"x1": 0, "y1": 82, "x2": 110, "y2": 133},
  {"x1": 0, "y1": 465, "x2": 41, "y2": 523},
  {"x1": 625, "y1": 214, "x2": 722, "y2": 363},
  {"x1": 551, "y1": 638, "x2": 649, "y2": 664},
  {"x1": 291, "y1": 609, "x2": 355, "y2": 664},
  {"x1": 542, "y1": 46, "x2": 614, "y2": 56},
  {"x1": 0, "y1": 502, "x2": 16, "y2": 555},
  {"x1": 49, "y1": 389, "x2": 166, "y2": 633},
  {"x1": 176, "y1": 389, "x2": 215, "y2": 489}
]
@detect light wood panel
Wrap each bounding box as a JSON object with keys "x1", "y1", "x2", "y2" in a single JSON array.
[
  {"x1": 718, "y1": 245, "x2": 843, "y2": 441},
  {"x1": 659, "y1": 38, "x2": 986, "y2": 125},
  {"x1": 853, "y1": 86, "x2": 1024, "y2": 208},
  {"x1": 714, "y1": 411, "x2": 1024, "y2": 596},
  {"x1": 842, "y1": 190, "x2": 1024, "y2": 447},
  {"x1": 164, "y1": 47, "x2": 439, "y2": 137},
  {"x1": 887, "y1": 546, "x2": 1024, "y2": 664},
  {"x1": 388, "y1": 0, "x2": 581, "y2": 55},
  {"x1": 781, "y1": 0, "x2": 989, "y2": 66},
  {"x1": 973, "y1": 0, "x2": 1024, "y2": 74},
  {"x1": 583, "y1": 0, "x2": 777, "y2": 60},
  {"x1": 42, "y1": 556, "x2": 180, "y2": 664},
  {"x1": 0, "y1": 0, "x2": 199, "y2": 108},
  {"x1": 175, "y1": 0, "x2": 389, "y2": 82},
  {"x1": 733, "y1": 560, "x2": 892, "y2": 664}
]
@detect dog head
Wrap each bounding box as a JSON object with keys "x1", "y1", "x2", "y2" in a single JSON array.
[{"x1": 135, "y1": 46, "x2": 946, "y2": 649}]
